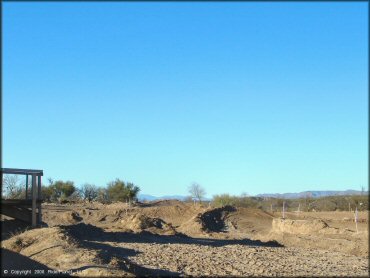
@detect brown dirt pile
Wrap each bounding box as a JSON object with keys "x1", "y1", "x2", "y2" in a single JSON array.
[
  {"x1": 264, "y1": 218, "x2": 368, "y2": 257},
  {"x1": 272, "y1": 218, "x2": 328, "y2": 234},
  {"x1": 179, "y1": 206, "x2": 236, "y2": 235},
  {"x1": 118, "y1": 213, "x2": 177, "y2": 235},
  {"x1": 2, "y1": 226, "x2": 132, "y2": 276},
  {"x1": 140, "y1": 202, "x2": 201, "y2": 227},
  {"x1": 272, "y1": 218, "x2": 359, "y2": 236}
]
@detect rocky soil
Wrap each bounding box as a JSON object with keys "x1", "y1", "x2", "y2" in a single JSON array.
[{"x1": 1, "y1": 201, "x2": 369, "y2": 277}]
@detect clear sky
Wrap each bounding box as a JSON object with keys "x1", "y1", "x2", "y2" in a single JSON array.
[{"x1": 3, "y1": 2, "x2": 368, "y2": 197}]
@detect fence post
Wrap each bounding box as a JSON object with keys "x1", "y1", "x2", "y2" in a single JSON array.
[
  {"x1": 355, "y1": 207, "x2": 358, "y2": 234},
  {"x1": 25, "y1": 175, "x2": 29, "y2": 199},
  {"x1": 282, "y1": 201, "x2": 285, "y2": 219},
  {"x1": 38, "y1": 175, "x2": 42, "y2": 225},
  {"x1": 32, "y1": 174, "x2": 37, "y2": 227}
]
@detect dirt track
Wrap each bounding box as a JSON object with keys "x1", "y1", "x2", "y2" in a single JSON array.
[{"x1": 1, "y1": 201, "x2": 369, "y2": 277}]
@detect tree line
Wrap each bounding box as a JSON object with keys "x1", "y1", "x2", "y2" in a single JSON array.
[
  {"x1": 211, "y1": 193, "x2": 369, "y2": 211},
  {"x1": 2, "y1": 175, "x2": 140, "y2": 204},
  {"x1": 3, "y1": 175, "x2": 367, "y2": 211}
]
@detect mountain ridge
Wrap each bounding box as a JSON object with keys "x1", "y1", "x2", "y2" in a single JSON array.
[
  {"x1": 256, "y1": 190, "x2": 367, "y2": 199},
  {"x1": 138, "y1": 189, "x2": 367, "y2": 201}
]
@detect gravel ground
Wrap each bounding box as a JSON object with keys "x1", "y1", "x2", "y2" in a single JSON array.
[
  {"x1": 2, "y1": 204, "x2": 368, "y2": 277},
  {"x1": 104, "y1": 241, "x2": 369, "y2": 277}
]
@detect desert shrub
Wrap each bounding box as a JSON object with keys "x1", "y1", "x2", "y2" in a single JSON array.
[
  {"x1": 39, "y1": 180, "x2": 77, "y2": 202},
  {"x1": 51, "y1": 180, "x2": 76, "y2": 200},
  {"x1": 96, "y1": 187, "x2": 110, "y2": 203},
  {"x1": 268, "y1": 195, "x2": 368, "y2": 212},
  {"x1": 212, "y1": 194, "x2": 237, "y2": 207},
  {"x1": 184, "y1": 196, "x2": 194, "y2": 203},
  {"x1": 106, "y1": 179, "x2": 140, "y2": 203},
  {"x1": 64, "y1": 191, "x2": 82, "y2": 203},
  {"x1": 309, "y1": 199, "x2": 337, "y2": 211},
  {"x1": 239, "y1": 197, "x2": 261, "y2": 208},
  {"x1": 211, "y1": 193, "x2": 370, "y2": 212},
  {"x1": 213, "y1": 194, "x2": 266, "y2": 209},
  {"x1": 41, "y1": 186, "x2": 54, "y2": 202}
]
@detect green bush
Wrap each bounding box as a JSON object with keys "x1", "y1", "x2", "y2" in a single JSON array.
[
  {"x1": 212, "y1": 194, "x2": 237, "y2": 207},
  {"x1": 40, "y1": 180, "x2": 76, "y2": 201},
  {"x1": 96, "y1": 187, "x2": 110, "y2": 203},
  {"x1": 106, "y1": 179, "x2": 140, "y2": 203},
  {"x1": 41, "y1": 186, "x2": 54, "y2": 202},
  {"x1": 51, "y1": 180, "x2": 76, "y2": 200}
]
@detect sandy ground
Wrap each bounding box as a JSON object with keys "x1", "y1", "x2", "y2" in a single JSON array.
[{"x1": 1, "y1": 200, "x2": 369, "y2": 277}]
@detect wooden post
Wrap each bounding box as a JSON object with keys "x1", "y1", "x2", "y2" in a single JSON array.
[
  {"x1": 1, "y1": 171, "x2": 3, "y2": 198},
  {"x1": 38, "y1": 175, "x2": 42, "y2": 225},
  {"x1": 282, "y1": 201, "x2": 285, "y2": 219},
  {"x1": 25, "y1": 175, "x2": 29, "y2": 199},
  {"x1": 355, "y1": 207, "x2": 358, "y2": 234},
  {"x1": 32, "y1": 174, "x2": 37, "y2": 227}
]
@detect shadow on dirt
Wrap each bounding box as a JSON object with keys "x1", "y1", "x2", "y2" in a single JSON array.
[
  {"x1": 1, "y1": 219, "x2": 32, "y2": 241},
  {"x1": 60, "y1": 223, "x2": 182, "y2": 276},
  {"x1": 200, "y1": 205, "x2": 237, "y2": 232},
  {"x1": 62, "y1": 222, "x2": 284, "y2": 248},
  {"x1": 1, "y1": 219, "x2": 50, "y2": 241},
  {"x1": 1, "y1": 248, "x2": 68, "y2": 277},
  {"x1": 61, "y1": 223, "x2": 283, "y2": 276}
]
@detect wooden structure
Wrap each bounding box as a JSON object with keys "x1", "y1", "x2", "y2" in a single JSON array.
[{"x1": 1, "y1": 168, "x2": 43, "y2": 227}]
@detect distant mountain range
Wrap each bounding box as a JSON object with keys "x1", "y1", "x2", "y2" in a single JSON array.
[
  {"x1": 138, "y1": 194, "x2": 211, "y2": 201},
  {"x1": 138, "y1": 190, "x2": 367, "y2": 201},
  {"x1": 138, "y1": 194, "x2": 188, "y2": 201},
  {"x1": 256, "y1": 190, "x2": 368, "y2": 199}
]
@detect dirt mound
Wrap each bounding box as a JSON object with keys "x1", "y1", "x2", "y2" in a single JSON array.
[
  {"x1": 148, "y1": 199, "x2": 185, "y2": 207},
  {"x1": 140, "y1": 202, "x2": 201, "y2": 227},
  {"x1": 219, "y1": 207, "x2": 275, "y2": 237},
  {"x1": 104, "y1": 202, "x2": 132, "y2": 210},
  {"x1": 179, "y1": 206, "x2": 236, "y2": 235},
  {"x1": 272, "y1": 218, "x2": 328, "y2": 234},
  {"x1": 118, "y1": 213, "x2": 177, "y2": 235},
  {"x1": 42, "y1": 209, "x2": 84, "y2": 226},
  {"x1": 200, "y1": 205, "x2": 236, "y2": 232},
  {"x1": 2, "y1": 226, "x2": 79, "y2": 254},
  {"x1": 2, "y1": 226, "x2": 131, "y2": 276},
  {"x1": 61, "y1": 211, "x2": 83, "y2": 224},
  {"x1": 272, "y1": 218, "x2": 360, "y2": 236},
  {"x1": 3, "y1": 227, "x2": 86, "y2": 269}
]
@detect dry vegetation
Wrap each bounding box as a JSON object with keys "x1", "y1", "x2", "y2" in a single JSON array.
[{"x1": 1, "y1": 199, "x2": 369, "y2": 277}]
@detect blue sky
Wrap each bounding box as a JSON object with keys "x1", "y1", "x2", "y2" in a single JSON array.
[{"x1": 3, "y1": 2, "x2": 368, "y2": 197}]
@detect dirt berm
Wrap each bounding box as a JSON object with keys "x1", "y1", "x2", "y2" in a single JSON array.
[
  {"x1": 179, "y1": 205, "x2": 236, "y2": 235},
  {"x1": 272, "y1": 218, "x2": 328, "y2": 234},
  {"x1": 118, "y1": 213, "x2": 178, "y2": 235},
  {"x1": 271, "y1": 218, "x2": 359, "y2": 236}
]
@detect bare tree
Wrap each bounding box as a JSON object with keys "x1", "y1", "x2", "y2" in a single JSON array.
[
  {"x1": 81, "y1": 183, "x2": 99, "y2": 202},
  {"x1": 188, "y1": 182, "x2": 206, "y2": 203},
  {"x1": 96, "y1": 187, "x2": 110, "y2": 204},
  {"x1": 2, "y1": 174, "x2": 24, "y2": 199},
  {"x1": 304, "y1": 192, "x2": 313, "y2": 212}
]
